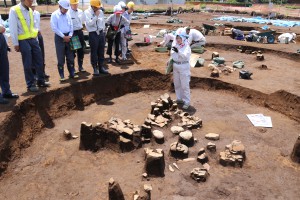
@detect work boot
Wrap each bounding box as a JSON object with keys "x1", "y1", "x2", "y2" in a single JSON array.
[
  {"x1": 115, "y1": 56, "x2": 120, "y2": 64},
  {"x1": 93, "y1": 67, "x2": 100, "y2": 76},
  {"x1": 37, "y1": 81, "x2": 51, "y2": 87},
  {"x1": 99, "y1": 67, "x2": 110, "y2": 75},
  {"x1": 78, "y1": 66, "x2": 86, "y2": 72},
  {"x1": 0, "y1": 97, "x2": 9, "y2": 104},
  {"x1": 27, "y1": 85, "x2": 39, "y2": 92},
  {"x1": 108, "y1": 56, "x2": 113, "y2": 63},
  {"x1": 2, "y1": 93, "x2": 19, "y2": 99}
]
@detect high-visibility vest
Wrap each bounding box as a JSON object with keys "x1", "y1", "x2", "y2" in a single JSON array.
[{"x1": 13, "y1": 5, "x2": 38, "y2": 40}]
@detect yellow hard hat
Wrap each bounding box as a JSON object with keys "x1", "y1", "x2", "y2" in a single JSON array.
[
  {"x1": 127, "y1": 1, "x2": 135, "y2": 9},
  {"x1": 70, "y1": 0, "x2": 79, "y2": 4},
  {"x1": 90, "y1": 0, "x2": 101, "y2": 8}
]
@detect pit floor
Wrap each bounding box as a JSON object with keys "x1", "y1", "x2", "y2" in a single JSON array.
[{"x1": 0, "y1": 89, "x2": 299, "y2": 200}]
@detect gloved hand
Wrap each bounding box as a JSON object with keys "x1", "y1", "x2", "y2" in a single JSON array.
[
  {"x1": 120, "y1": 25, "x2": 125, "y2": 29},
  {"x1": 172, "y1": 47, "x2": 178, "y2": 53}
]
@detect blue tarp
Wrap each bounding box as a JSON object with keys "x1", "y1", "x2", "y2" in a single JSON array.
[{"x1": 213, "y1": 16, "x2": 300, "y2": 27}]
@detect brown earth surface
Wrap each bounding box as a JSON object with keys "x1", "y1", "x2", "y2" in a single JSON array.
[{"x1": 0, "y1": 12, "x2": 299, "y2": 200}]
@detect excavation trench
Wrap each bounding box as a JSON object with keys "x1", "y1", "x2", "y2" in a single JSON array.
[{"x1": 0, "y1": 69, "x2": 299, "y2": 176}]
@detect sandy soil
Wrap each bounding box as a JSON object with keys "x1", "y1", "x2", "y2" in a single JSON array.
[
  {"x1": 0, "y1": 12, "x2": 299, "y2": 200},
  {"x1": 0, "y1": 90, "x2": 299, "y2": 200}
]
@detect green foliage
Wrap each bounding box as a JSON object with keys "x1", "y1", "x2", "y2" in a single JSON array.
[{"x1": 200, "y1": 3, "x2": 207, "y2": 9}]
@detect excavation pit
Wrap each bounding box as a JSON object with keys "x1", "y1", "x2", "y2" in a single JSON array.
[{"x1": 0, "y1": 70, "x2": 299, "y2": 199}]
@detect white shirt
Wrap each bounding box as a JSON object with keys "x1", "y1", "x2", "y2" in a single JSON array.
[
  {"x1": 160, "y1": 33, "x2": 175, "y2": 46},
  {"x1": 0, "y1": 15, "x2": 8, "y2": 42},
  {"x1": 9, "y1": 3, "x2": 34, "y2": 46},
  {"x1": 33, "y1": 10, "x2": 40, "y2": 31},
  {"x1": 50, "y1": 9, "x2": 73, "y2": 38},
  {"x1": 68, "y1": 8, "x2": 84, "y2": 31},
  {"x1": 278, "y1": 33, "x2": 295, "y2": 43},
  {"x1": 84, "y1": 7, "x2": 105, "y2": 34},
  {"x1": 188, "y1": 29, "x2": 205, "y2": 44}
]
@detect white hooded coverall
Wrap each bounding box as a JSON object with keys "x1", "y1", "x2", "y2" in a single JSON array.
[
  {"x1": 171, "y1": 37, "x2": 191, "y2": 106},
  {"x1": 188, "y1": 29, "x2": 206, "y2": 48}
]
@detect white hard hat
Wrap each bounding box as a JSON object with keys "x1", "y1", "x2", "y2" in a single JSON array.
[
  {"x1": 118, "y1": 1, "x2": 126, "y2": 8},
  {"x1": 32, "y1": 0, "x2": 38, "y2": 6},
  {"x1": 58, "y1": 0, "x2": 70, "y2": 10},
  {"x1": 113, "y1": 5, "x2": 123, "y2": 14}
]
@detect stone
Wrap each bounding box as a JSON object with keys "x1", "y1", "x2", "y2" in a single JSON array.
[
  {"x1": 197, "y1": 153, "x2": 209, "y2": 164},
  {"x1": 168, "y1": 165, "x2": 175, "y2": 172},
  {"x1": 170, "y1": 103, "x2": 178, "y2": 111},
  {"x1": 245, "y1": 50, "x2": 252, "y2": 54},
  {"x1": 291, "y1": 134, "x2": 300, "y2": 163},
  {"x1": 144, "y1": 184, "x2": 152, "y2": 192},
  {"x1": 207, "y1": 142, "x2": 217, "y2": 152},
  {"x1": 156, "y1": 103, "x2": 164, "y2": 112},
  {"x1": 108, "y1": 178, "x2": 125, "y2": 200},
  {"x1": 203, "y1": 163, "x2": 210, "y2": 171},
  {"x1": 178, "y1": 158, "x2": 195, "y2": 162},
  {"x1": 150, "y1": 102, "x2": 157, "y2": 114},
  {"x1": 171, "y1": 126, "x2": 184, "y2": 135},
  {"x1": 179, "y1": 130, "x2": 194, "y2": 147},
  {"x1": 142, "y1": 173, "x2": 148, "y2": 178},
  {"x1": 147, "y1": 114, "x2": 156, "y2": 121},
  {"x1": 162, "y1": 111, "x2": 172, "y2": 120},
  {"x1": 153, "y1": 107, "x2": 160, "y2": 116},
  {"x1": 179, "y1": 115, "x2": 202, "y2": 130},
  {"x1": 119, "y1": 136, "x2": 135, "y2": 152},
  {"x1": 190, "y1": 168, "x2": 209, "y2": 182},
  {"x1": 220, "y1": 140, "x2": 246, "y2": 167},
  {"x1": 152, "y1": 130, "x2": 164, "y2": 144},
  {"x1": 170, "y1": 142, "x2": 189, "y2": 158},
  {"x1": 144, "y1": 148, "x2": 165, "y2": 177},
  {"x1": 173, "y1": 163, "x2": 179, "y2": 170},
  {"x1": 211, "y1": 52, "x2": 219, "y2": 59},
  {"x1": 141, "y1": 124, "x2": 152, "y2": 139},
  {"x1": 63, "y1": 129, "x2": 78, "y2": 140},
  {"x1": 260, "y1": 64, "x2": 268, "y2": 70},
  {"x1": 205, "y1": 133, "x2": 220, "y2": 141},
  {"x1": 211, "y1": 70, "x2": 219, "y2": 78},
  {"x1": 198, "y1": 148, "x2": 205, "y2": 155},
  {"x1": 155, "y1": 115, "x2": 169, "y2": 125},
  {"x1": 256, "y1": 53, "x2": 264, "y2": 61}
]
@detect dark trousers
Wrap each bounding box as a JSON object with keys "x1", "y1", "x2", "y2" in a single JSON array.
[
  {"x1": 0, "y1": 34, "x2": 11, "y2": 96},
  {"x1": 73, "y1": 29, "x2": 84, "y2": 68},
  {"x1": 107, "y1": 31, "x2": 121, "y2": 57},
  {"x1": 89, "y1": 31, "x2": 105, "y2": 68},
  {"x1": 54, "y1": 34, "x2": 75, "y2": 77},
  {"x1": 19, "y1": 38, "x2": 45, "y2": 88}
]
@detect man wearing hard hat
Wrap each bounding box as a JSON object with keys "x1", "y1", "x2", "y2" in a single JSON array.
[
  {"x1": 31, "y1": 0, "x2": 49, "y2": 79},
  {"x1": 120, "y1": 1, "x2": 134, "y2": 60},
  {"x1": 51, "y1": 0, "x2": 78, "y2": 82},
  {"x1": 84, "y1": 0, "x2": 109, "y2": 75},
  {"x1": 0, "y1": 15, "x2": 19, "y2": 104},
  {"x1": 9, "y1": 0, "x2": 50, "y2": 92},
  {"x1": 68, "y1": 0, "x2": 86, "y2": 73}
]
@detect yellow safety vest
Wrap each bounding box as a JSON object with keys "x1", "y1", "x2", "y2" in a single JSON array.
[{"x1": 13, "y1": 5, "x2": 38, "y2": 40}]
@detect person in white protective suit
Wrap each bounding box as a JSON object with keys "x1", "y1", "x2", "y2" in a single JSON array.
[
  {"x1": 171, "y1": 33, "x2": 192, "y2": 110},
  {"x1": 157, "y1": 32, "x2": 175, "y2": 49},
  {"x1": 278, "y1": 33, "x2": 297, "y2": 43},
  {"x1": 186, "y1": 27, "x2": 206, "y2": 48}
]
